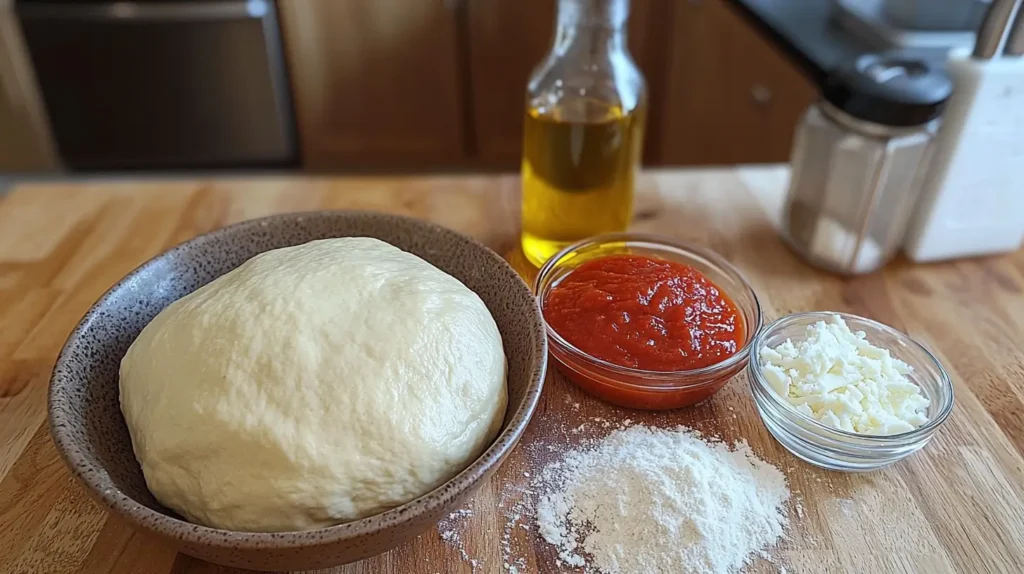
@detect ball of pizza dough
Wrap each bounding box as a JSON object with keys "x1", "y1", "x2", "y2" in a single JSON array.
[{"x1": 119, "y1": 238, "x2": 507, "y2": 532}]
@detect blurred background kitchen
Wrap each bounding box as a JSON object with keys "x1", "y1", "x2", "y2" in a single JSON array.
[
  {"x1": 0, "y1": 0, "x2": 997, "y2": 176},
  {"x1": 1, "y1": 0, "x2": 1021, "y2": 270}
]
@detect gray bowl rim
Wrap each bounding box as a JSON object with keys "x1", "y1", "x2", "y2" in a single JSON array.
[
  {"x1": 748, "y1": 310, "x2": 954, "y2": 443},
  {"x1": 48, "y1": 209, "x2": 548, "y2": 549}
]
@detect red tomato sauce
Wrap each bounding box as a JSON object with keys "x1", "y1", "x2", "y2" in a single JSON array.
[{"x1": 543, "y1": 254, "x2": 745, "y2": 372}]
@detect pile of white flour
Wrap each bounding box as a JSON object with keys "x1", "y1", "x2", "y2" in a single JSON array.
[{"x1": 535, "y1": 425, "x2": 790, "y2": 574}]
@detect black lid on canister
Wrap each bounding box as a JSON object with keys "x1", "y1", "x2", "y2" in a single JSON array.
[{"x1": 822, "y1": 53, "x2": 953, "y2": 127}]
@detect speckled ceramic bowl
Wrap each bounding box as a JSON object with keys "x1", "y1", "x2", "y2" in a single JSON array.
[{"x1": 48, "y1": 211, "x2": 548, "y2": 571}]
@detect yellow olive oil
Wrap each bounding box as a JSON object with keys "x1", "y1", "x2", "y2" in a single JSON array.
[{"x1": 520, "y1": 98, "x2": 646, "y2": 267}]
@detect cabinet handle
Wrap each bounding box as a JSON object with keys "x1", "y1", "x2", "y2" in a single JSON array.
[{"x1": 751, "y1": 84, "x2": 772, "y2": 106}]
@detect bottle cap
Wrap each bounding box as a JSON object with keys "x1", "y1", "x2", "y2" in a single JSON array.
[{"x1": 823, "y1": 53, "x2": 953, "y2": 127}]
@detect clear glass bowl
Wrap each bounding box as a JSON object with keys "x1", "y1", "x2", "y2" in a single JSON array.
[
  {"x1": 748, "y1": 312, "x2": 954, "y2": 472},
  {"x1": 534, "y1": 233, "x2": 762, "y2": 410}
]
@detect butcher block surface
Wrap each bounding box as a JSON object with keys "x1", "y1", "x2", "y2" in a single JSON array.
[{"x1": 0, "y1": 167, "x2": 1022, "y2": 573}]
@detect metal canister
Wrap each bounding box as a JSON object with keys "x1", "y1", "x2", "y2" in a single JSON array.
[{"x1": 782, "y1": 53, "x2": 953, "y2": 274}]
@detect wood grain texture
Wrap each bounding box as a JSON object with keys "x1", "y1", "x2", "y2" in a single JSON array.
[
  {"x1": 660, "y1": 1, "x2": 817, "y2": 165},
  {"x1": 1, "y1": 167, "x2": 1023, "y2": 573},
  {"x1": 277, "y1": 0, "x2": 466, "y2": 168}
]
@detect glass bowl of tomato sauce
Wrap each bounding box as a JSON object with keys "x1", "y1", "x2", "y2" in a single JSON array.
[{"x1": 534, "y1": 233, "x2": 762, "y2": 410}]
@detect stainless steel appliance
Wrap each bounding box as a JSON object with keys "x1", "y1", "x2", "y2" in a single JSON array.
[
  {"x1": 0, "y1": 0, "x2": 58, "y2": 172},
  {"x1": 16, "y1": 0, "x2": 296, "y2": 170}
]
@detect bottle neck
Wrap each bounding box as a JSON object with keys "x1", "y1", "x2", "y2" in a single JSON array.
[{"x1": 553, "y1": 0, "x2": 629, "y2": 57}]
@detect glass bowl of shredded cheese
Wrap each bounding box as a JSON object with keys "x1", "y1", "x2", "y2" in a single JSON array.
[{"x1": 747, "y1": 312, "x2": 954, "y2": 472}]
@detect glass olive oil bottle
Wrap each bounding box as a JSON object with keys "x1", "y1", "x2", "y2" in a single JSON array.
[{"x1": 520, "y1": 0, "x2": 646, "y2": 267}]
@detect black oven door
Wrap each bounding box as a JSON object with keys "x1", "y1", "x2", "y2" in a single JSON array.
[{"x1": 17, "y1": 0, "x2": 297, "y2": 170}]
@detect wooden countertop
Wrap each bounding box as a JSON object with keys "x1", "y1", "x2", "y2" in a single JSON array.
[{"x1": 1, "y1": 167, "x2": 1023, "y2": 573}]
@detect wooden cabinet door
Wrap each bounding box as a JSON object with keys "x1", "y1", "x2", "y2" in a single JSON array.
[
  {"x1": 278, "y1": 0, "x2": 466, "y2": 169},
  {"x1": 659, "y1": 0, "x2": 817, "y2": 165},
  {"x1": 467, "y1": 0, "x2": 671, "y2": 167}
]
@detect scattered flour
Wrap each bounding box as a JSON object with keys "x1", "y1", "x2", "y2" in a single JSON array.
[
  {"x1": 438, "y1": 505, "x2": 480, "y2": 572},
  {"x1": 441, "y1": 418, "x2": 794, "y2": 574},
  {"x1": 500, "y1": 484, "x2": 532, "y2": 574},
  {"x1": 447, "y1": 508, "x2": 474, "y2": 520},
  {"x1": 534, "y1": 425, "x2": 790, "y2": 574}
]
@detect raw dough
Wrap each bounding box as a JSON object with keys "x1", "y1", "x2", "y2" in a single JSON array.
[{"x1": 119, "y1": 238, "x2": 507, "y2": 532}]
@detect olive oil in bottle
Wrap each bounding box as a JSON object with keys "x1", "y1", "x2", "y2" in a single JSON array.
[
  {"x1": 521, "y1": 99, "x2": 645, "y2": 266},
  {"x1": 519, "y1": 0, "x2": 647, "y2": 267}
]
